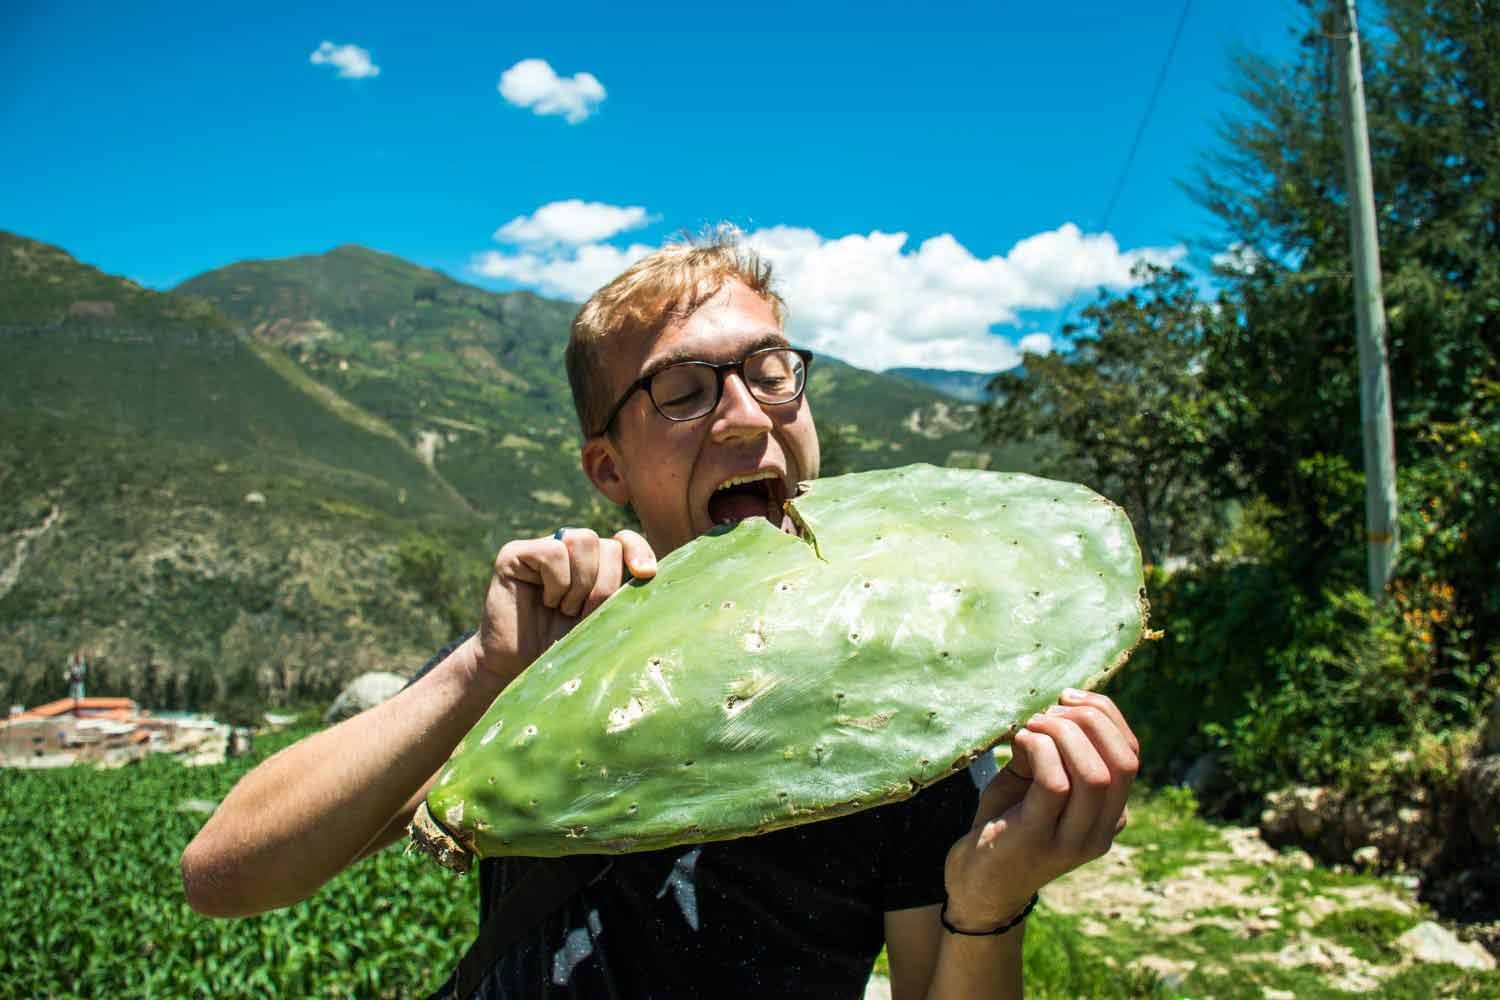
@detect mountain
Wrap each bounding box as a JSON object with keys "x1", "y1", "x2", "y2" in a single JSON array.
[
  {"x1": 177, "y1": 246, "x2": 1021, "y2": 515},
  {"x1": 887, "y1": 367, "x2": 1004, "y2": 404},
  {"x1": 1, "y1": 233, "x2": 480, "y2": 711},
  {"x1": 1, "y1": 233, "x2": 1032, "y2": 713}
]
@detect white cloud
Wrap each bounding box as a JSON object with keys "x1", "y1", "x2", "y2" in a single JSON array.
[
  {"x1": 1018, "y1": 332, "x2": 1053, "y2": 356},
  {"x1": 1212, "y1": 241, "x2": 1263, "y2": 274},
  {"x1": 470, "y1": 211, "x2": 1184, "y2": 372},
  {"x1": 310, "y1": 41, "x2": 380, "y2": 80},
  {"x1": 494, "y1": 200, "x2": 651, "y2": 247},
  {"x1": 473, "y1": 243, "x2": 658, "y2": 300},
  {"x1": 743, "y1": 222, "x2": 1183, "y2": 371},
  {"x1": 498, "y1": 59, "x2": 605, "y2": 124}
]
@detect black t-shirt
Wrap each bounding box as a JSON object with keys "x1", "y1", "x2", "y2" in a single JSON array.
[{"x1": 410, "y1": 635, "x2": 982, "y2": 999}]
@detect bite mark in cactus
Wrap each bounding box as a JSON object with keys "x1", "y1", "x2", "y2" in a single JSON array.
[{"x1": 411, "y1": 465, "x2": 1149, "y2": 867}]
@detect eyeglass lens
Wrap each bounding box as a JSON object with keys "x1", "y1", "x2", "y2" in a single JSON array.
[{"x1": 651, "y1": 350, "x2": 805, "y2": 421}]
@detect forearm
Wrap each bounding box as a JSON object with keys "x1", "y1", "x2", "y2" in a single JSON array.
[
  {"x1": 922, "y1": 928, "x2": 1024, "y2": 1000},
  {"x1": 181, "y1": 634, "x2": 504, "y2": 916}
]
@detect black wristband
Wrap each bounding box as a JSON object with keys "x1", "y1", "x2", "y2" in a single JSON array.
[{"x1": 939, "y1": 892, "x2": 1039, "y2": 936}]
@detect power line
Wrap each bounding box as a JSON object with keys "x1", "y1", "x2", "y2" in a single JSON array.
[
  {"x1": 1100, "y1": 0, "x2": 1194, "y2": 231},
  {"x1": 1048, "y1": 0, "x2": 1193, "y2": 347}
]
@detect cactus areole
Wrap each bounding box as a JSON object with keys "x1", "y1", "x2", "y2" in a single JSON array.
[{"x1": 411, "y1": 465, "x2": 1147, "y2": 870}]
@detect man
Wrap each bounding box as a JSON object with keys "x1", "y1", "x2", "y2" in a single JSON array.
[
  {"x1": 65, "y1": 650, "x2": 87, "y2": 702},
  {"x1": 181, "y1": 236, "x2": 1140, "y2": 998}
]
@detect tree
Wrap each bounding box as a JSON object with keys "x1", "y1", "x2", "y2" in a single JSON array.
[
  {"x1": 1191, "y1": 0, "x2": 1499, "y2": 589},
  {"x1": 978, "y1": 264, "x2": 1221, "y2": 566}
]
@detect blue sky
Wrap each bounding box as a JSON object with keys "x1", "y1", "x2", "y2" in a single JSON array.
[{"x1": 1, "y1": 0, "x2": 1306, "y2": 371}]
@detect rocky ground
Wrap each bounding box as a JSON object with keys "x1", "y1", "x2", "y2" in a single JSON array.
[{"x1": 865, "y1": 790, "x2": 1499, "y2": 999}]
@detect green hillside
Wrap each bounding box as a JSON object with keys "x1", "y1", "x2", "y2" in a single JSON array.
[
  {"x1": 178, "y1": 244, "x2": 1023, "y2": 512},
  {"x1": 1, "y1": 233, "x2": 1033, "y2": 712},
  {"x1": 0, "y1": 232, "x2": 227, "y2": 333},
  {"x1": 0, "y1": 234, "x2": 483, "y2": 708}
]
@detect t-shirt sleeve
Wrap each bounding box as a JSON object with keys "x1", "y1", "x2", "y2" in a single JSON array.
[{"x1": 879, "y1": 769, "x2": 980, "y2": 911}]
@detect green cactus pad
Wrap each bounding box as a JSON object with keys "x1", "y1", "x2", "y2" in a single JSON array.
[{"x1": 413, "y1": 465, "x2": 1147, "y2": 868}]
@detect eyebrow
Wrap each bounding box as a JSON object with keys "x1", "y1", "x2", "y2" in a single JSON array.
[{"x1": 636, "y1": 331, "x2": 792, "y2": 382}]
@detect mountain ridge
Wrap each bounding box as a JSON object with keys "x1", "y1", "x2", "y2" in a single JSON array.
[{"x1": 1, "y1": 231, "x2": 1026, "y2": 715}]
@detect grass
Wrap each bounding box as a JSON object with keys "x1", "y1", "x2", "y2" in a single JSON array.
[{"x1": 1035, "y1": 786, "x2": 1500, "y2": 1000}]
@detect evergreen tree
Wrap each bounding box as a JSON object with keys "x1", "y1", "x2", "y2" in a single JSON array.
[{"x1": 979, "y1": 265, "x2": 1221, "y2": 566}]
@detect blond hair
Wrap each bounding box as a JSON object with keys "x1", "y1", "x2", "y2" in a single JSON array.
[{"x1": 566, "y1": 231, "x2": 785, "y2": 438}]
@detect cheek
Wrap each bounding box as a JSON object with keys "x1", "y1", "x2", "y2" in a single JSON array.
[{"x1": 781, "y1": 408, "x2": 820, "y2": 478}]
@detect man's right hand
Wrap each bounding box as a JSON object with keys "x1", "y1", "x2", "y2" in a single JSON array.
[{"x1": 478, "y1": 528, "x2": 658, "y2": 684}]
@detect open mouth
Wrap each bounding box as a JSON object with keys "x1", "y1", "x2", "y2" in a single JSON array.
[{"x1": 707, "y1": 471, "x2": 793, "y2": 531}]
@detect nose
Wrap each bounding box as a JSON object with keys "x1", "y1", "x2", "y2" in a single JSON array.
[{"x1": 710, "y1": 371, "x2": 774, "y2": 442}]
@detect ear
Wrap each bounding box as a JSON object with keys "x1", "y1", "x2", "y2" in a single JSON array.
[{"x1": 581, "y1": 435, "x2": 632, "y2": 505}]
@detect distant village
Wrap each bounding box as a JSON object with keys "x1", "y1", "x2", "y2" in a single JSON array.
[
  {"x1": 1, "y1": 652, "x2": 256, "y2": 768},
  {"x1": 1, "y1": 695, "x2": 253, "y2": 769},
  {"x1": 2, "y1": 653, "x2": 398, "y2": 770}
]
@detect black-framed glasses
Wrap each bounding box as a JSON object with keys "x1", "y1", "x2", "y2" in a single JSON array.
[{"x1": 594, "y1": 346, "x2": 814, "y2": 437}]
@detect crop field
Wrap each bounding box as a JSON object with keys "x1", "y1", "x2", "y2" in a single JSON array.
[
  {"x1": 1, "y1": 724, "x2": 478, "y2": 999},
  {"x1": 3, "y1": 721, "x2": 1164, "y2": 999}
]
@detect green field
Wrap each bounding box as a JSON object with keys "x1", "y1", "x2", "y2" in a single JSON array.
[{"x1": 0, "y1": 723, "x2": 1158, "y2": 999}]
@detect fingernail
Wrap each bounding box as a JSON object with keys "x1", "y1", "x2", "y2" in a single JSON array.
[
  {"x1": 1062, "y1": 688, "x2": 1084, "y2": 701},
  {"x1": 1045, "y1": 705, "x2": 1068, "y2": 715},
  {"x1": 1027, "y1": 713, "x2": 1045, "y2": 726}
]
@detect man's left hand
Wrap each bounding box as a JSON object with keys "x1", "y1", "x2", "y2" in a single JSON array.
[{"x1": 941, "y1": 689, "x2": 1139, "y2": 930}]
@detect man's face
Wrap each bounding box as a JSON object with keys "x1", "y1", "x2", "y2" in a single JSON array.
[{"x1": 582, "y1": 278, "x2": 820, "y2": 556}]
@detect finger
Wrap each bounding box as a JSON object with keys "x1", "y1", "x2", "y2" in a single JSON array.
[
  {"x1": 1059, "y1": 689, "x2": 1140, "y2": 757},
  {"x1": 557, "y1": 530, "x2": 600, "y2": 617},
  {"x1": 1049, "y1": 704, "x2": 1139, "y2": 852},
  {"x1": 1000, "y1": 728, "x2": 1069, "y2": 845},
  {"x1": 507, "y1": 539, "x2": 571, "y2": 609},
  {"x1": 583, "y1": 539, "x2": 625, "y2": 617},
  {"x1": 613, "y1": 529, "x2": 658, "y2": 579},
  {"x1": 1026, "y1": 714, "x2": 1110, "y2": 854}
]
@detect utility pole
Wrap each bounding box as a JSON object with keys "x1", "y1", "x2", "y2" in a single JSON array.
[{"x1": 1332, "y1": 0, "x2": 1399, "y2": 598}]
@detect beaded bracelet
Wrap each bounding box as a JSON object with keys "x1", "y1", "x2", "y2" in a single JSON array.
[{"x1": 939, "y1": 892, "x2": 1040, "y2": 936}]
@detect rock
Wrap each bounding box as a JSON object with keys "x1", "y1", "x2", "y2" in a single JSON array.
[
  {"x1": 244, "y1": 491, "x2": 267, "y2": 505},
  {"x1": 1260, "y1": 785, "x2": 1331, "y2": 843},
  {"x1": 1258, "y1": 905, "x2": 1282, "y2": 919},
  {"x1": 324, "y1": 671, "x2": 408, "y2": 723},
  {"x1": 1263, "y1": 989, "x2": 1296, "y2": 1000},
  {"x1": 1395, "y1": 921, "x2": 1498, "y2": 971},
  {"x1": 263, "y1": 712, "x2": 300, "y2": 728},
  {"x1": 1132, "y1": 955, "x2": 1195, "y2": 990},
  {"x1": 1182, "y1": 752, "x2": 1220, "y2": 798},
  {"x1": 1352, "y1": 844, "x2": 1381, "y2": 869},
  {"x1": 1462, "y1": 755, "x2": 1500, "y2": 849},
  {"x1": 1294, "y1": 786, "x2": 1332, "y2": 840},
  {"x1": 1270, "y1": 937, "x2": 1342, "y2": 969},
  {"x1": 1281, "y1": 849, "x2": 1316, "y2": 871},
  {"x1": 1484, "y1": 698, "x2": 1500, "y2": 755}
]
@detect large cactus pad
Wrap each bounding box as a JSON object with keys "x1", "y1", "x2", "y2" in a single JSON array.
[{"x1": 413, "y1": 465, "x2": 1146, "y2": 867}]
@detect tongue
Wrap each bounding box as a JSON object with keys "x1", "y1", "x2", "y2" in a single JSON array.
[{"x1": 708, "y1": 490, "x2": 772, "y2": 525}]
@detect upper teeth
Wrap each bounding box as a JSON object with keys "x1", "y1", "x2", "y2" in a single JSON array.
[{"x1": 715, "y1": 471, "x2": 778, "y2": 493}]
